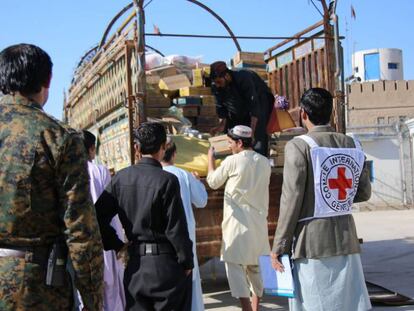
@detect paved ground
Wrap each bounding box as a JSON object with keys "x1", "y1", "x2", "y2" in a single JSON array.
[
  {"x1": 354, "y1": 210, "x2": 414, "y2": 300},
  {"x1": 200, "y1": 209, "x2": 414, "y2": 310}
]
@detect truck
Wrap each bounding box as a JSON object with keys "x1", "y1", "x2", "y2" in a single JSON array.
[{"x1": 64, "y1": 0, "x2": 344, "y2": 261}]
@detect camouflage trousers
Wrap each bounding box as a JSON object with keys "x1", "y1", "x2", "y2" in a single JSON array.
[{"x1": 0, "y1": 257, "x2": 73, "y2": 311}]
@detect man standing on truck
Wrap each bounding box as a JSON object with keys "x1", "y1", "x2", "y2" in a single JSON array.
[
  {"x1": 95, "y1": 122, "x2": 194, "y2": 311},
  {"x1": 207, "y1": 125, "x2": 271, "y2": 311},
  {"x1": 209, "y1": 61, "x2": 274, "y2": 156},
  {"x1": 271, "y1": 88, "x2": 372, "y2": 311},
  {"x1": 0, "y1": 44, "x2": 104, "y2": 310}
]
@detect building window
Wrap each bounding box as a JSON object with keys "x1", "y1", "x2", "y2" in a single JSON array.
[
  {"x1": 377, "y1": 117, "x2": 385, "y2": 125},
  {"x1": 388, "y1": 63, "x2": 399, "y2": 70}
]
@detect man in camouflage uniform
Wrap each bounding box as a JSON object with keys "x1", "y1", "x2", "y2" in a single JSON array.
[{"x1": 0, "y1": 44, "x2": 104, "y2": 310}]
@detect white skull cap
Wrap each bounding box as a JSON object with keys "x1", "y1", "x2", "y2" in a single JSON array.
[{"x1": 230, "y1": 125, "x2": 252, "y2": 138}]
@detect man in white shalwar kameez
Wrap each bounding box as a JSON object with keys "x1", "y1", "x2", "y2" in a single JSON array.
[
  {"x1": 207, "y1": 126, "x2": 271, "y2": 311},
  {"x1": 161, "y1": 138, "x2": 208, "y2": 311},
  {"x1": 83, "y1": 131, "x2": 126, "y2": 311}
]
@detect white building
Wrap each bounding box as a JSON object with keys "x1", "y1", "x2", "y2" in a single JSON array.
[{"x1": 353, "y1": 48, "x2": 403, "y2": 82}]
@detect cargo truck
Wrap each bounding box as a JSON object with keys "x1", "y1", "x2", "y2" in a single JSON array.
[{"x1": 64, "y1": 0, "x2": 344, "y2": 261}]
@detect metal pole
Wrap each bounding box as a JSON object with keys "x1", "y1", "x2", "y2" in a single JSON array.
[
  {"x1": 331, "y1": 1, "x2": 345, "y2": 133},
  {"x1": 409, "y1": 132, "x2": 414, "y2": 206},
  {"x1": 144, "y1": 33, "x2": 340, "y2": 40},
  {"x1": 332, "y1": 13, "x2": 342, "y2": 92},
  {"x1": 125, "y1": 43, "x2": 136, "y2": 164},
  {"x1": 397, "y1": 122, "x2": 408, "y2": 205},
  {"x1": 331, "y1": 0, "x2": 343, "y2": 94},
  {"x1": 133, "y1": 0, "x2": 147, "y2": 127}
]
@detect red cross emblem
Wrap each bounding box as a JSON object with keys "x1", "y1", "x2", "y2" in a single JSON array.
[{"x1": 328, "y1": 167, "x2": 353, "y2": 200}]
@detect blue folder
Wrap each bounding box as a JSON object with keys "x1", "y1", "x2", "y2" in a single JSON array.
[{"x1": 259, "y1": 255, "x2": 295, "y2": 298}]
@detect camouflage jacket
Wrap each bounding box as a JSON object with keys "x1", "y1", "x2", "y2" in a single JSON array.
[{"x1": 0, "y1": 95, "x2": 103, "y2": 310}]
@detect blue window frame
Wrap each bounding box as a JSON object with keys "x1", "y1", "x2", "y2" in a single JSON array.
[{"x1": 388, "y1": 62, "x2": 398, "y2": 69}]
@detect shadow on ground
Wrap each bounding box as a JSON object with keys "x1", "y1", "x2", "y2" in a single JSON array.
[
  {"x1": 202, "y1": 277, "x2": 288, "y2": 310},
  {"x1": 361, "y1": 238, "x2": 414, "y2": 299}
]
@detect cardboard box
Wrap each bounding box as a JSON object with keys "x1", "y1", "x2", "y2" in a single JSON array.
[
  {"x1": 173, "y1": 97, "x2": 202, "y2": 106},
  {"x1": 233, "y1": 51, "x2": 265, "y2": 65},
  {"x1": 159, "y1": 74, "x2": 191, "y2": 91},
  {"x1": 146, "y1": 107, "x2": 170, "y2": 118},
  {"x1": 201, "y1": 95, "x2": 216, "y2": 106},
  {"x1": 252, "y1": 69, "x2": 268, "y2": 81},
  {"x1": 145, "y1": 94, "x2": 171, "y2": 107},
  {"x1": 233, "y1": 61, "x2": 267, "y2": 69},
  {"x1": 180, "y1": 105, "x2": 200, "y2": 117},
  {"x1": 275, "y1": 154, "x2": 285, "y2": 167},
  {"x1": 278, "y1": 127, "x2": 306, "y2": 140},
  {"x1": 147, "y1": 65, "x2": 177, "y2": 78},
  {"x1": 208, "y1": 134, "x2": 231, "y2": 156},
  {"x1": 274, "y1": 143, "x2": 287, "y2": 154},
  {"x1": 199, "y1": 105, "x2": 216, "y2": 116},
  {"x1": 146, "y1": 75, "x2": 160, "y2": 85},
  {"x1": 192, "y1": 68, "x2": 204, "y2": 87},
  {"x1": 146, "y1": 84, "x2": 161, "y2": 93},
  {"x1": 159, "y1": 89, "x2": 180, "y2": 99},
  {"x1": 269, "y1": 154, "x2": 285, "y2": 167},
  {"x1": 179, "y1": 86, "x2": 211, "y2": 97},
  {"x1": 146, "y1": 86, "x2": 171, "y2": 107},
  {"x1": 288, "y1": 108, "x2": 301, "y2": 126}
]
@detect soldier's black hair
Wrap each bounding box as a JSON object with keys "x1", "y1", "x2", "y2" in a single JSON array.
[
  {"x1": 300, "y1": 88, "x2": 333, "y2": 125},
  {"x1": 0, "y1": 44, "x2": 53, "y2": 96},
  {"x1": 162, "y1": 141, "x2": 177, "y2": 163},
  {"x1": 227, "y1": 131, "x2": 252, "y2": 148},
  {"x1": 83, "y1": 130, "x2": 96, "y2": 152},
  {"x1": 134, "y1": 122, "x2": 166, "y2": 155}
]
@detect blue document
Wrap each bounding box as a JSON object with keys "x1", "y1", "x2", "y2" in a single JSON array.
[{"x1": 259, "y1": 255, "x2": 295, "y2": 298}]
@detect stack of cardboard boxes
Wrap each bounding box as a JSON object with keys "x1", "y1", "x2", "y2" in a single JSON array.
[
  {"x1": 269, "y1": 138, "x2": 288, "y2": 168},
  {"x1": 145, "y1": 83, "x2": 171, "y2": 118},
  {"x1": 144, "y1": 63, "x2": 219, "y2": 132},
  {"x1": 269, "y1": 129, "x2": 306, "y2": 168},
  {"x1": 232, "y1": 51, "x2": 267, "y2": 81},
  {"x1": 145, "y1": 65, "x2": 178, "y2": 118},
  {"x1": 144, "y1": 51, "x2": 268, "y2": 133}
]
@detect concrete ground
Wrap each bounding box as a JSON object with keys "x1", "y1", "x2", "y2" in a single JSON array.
[{"x1": 201, "y1": 209, "x2": 414, "y2": 310}]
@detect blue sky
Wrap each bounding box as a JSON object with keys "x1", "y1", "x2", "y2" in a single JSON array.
[{"x1": 1, "y1": 0, "x2": 413, "y2": 119}]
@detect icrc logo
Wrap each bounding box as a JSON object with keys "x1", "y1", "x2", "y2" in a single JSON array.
[{"x1": 319, "y1": 154, "x2": 361, "y2": 212}]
